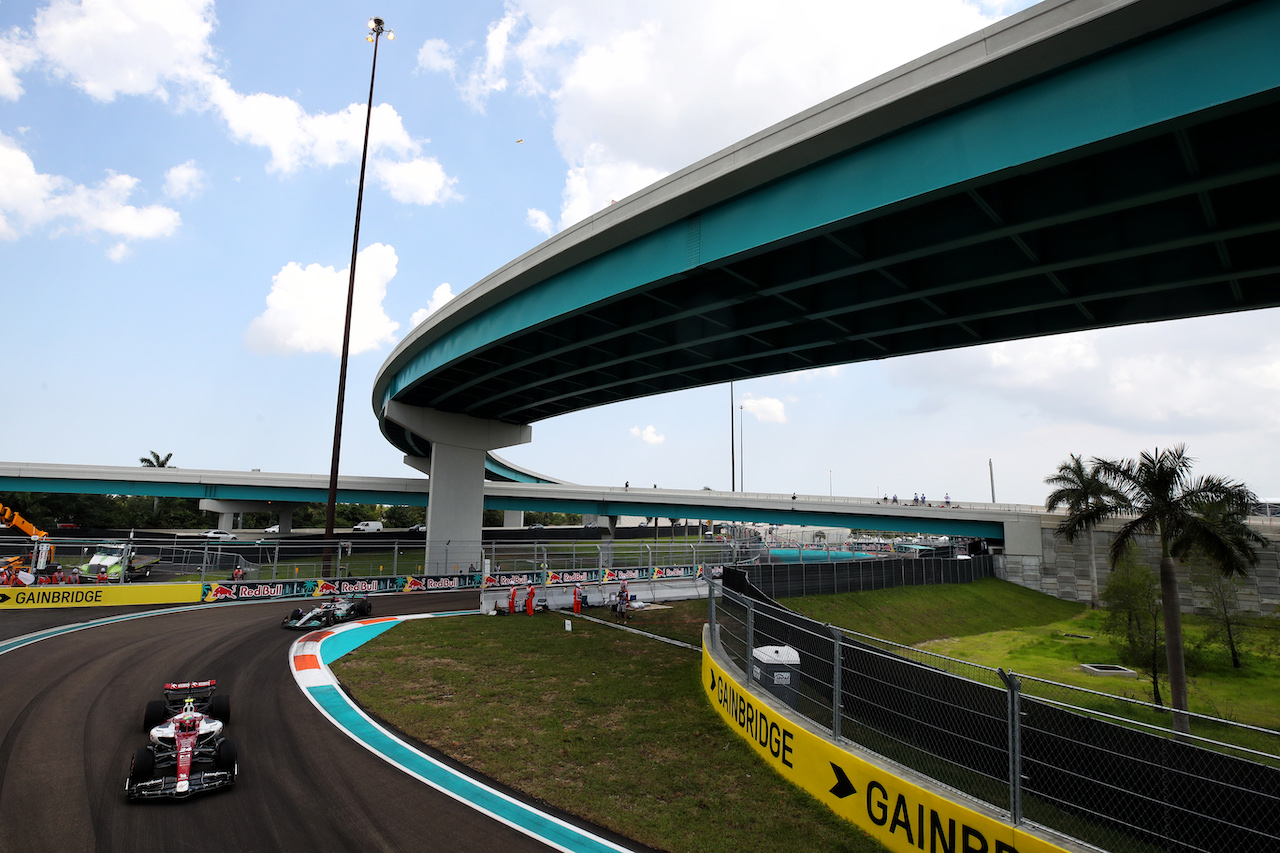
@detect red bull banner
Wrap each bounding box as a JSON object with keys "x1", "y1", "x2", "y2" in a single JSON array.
[{"x1": 201, "y1": 573, "x2": 483, "y2": 603}]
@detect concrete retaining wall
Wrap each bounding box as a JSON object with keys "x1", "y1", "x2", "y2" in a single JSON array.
[{"x1": 1000, "y1": 522, "x2": 1280, "y2": 616}]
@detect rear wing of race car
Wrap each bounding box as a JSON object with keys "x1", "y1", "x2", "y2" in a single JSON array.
[
  {"x1": 164, "y1": 679, "x2": 216, "y2": 691},
  {"x1": 160, "y1": 679, "x2": 218, "y2": 712}
]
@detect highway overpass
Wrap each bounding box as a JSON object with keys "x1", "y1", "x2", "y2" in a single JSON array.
[{"x1": 371, "y1": 0, "x2": 1280, "y2": 565}]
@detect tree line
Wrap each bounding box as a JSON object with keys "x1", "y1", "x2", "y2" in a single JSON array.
[{"x1": 1045, "y1": 444, "x2": 1267, "y2": 733}]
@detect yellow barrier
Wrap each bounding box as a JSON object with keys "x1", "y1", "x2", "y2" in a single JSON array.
[
  {"x1": 702, "y1": 639, "x2": 1069, "y2": 853},
  {"x1": 0, "y1": 583, "x2": 203, "y2": 609}
]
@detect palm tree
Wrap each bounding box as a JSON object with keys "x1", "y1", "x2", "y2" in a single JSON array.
[
  {"x1": 139, "y1": 452, "x2": 174, "y2": 513},
  {"x1": 1092, "y1": 445, "x2": 1263, "y2": 733},
  {"x1": 1044, "y1": 454, "x2": 1123, "y2": 608}
]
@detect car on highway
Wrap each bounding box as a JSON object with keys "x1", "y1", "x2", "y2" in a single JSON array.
[
  {"x1": 407, "y1": 523, "x2": 426, "y2": 533},
  {"x1": 200, "y1": 529, "x2": 237, "y2": 540},
  {"x1": 281, "y1": 594, "x2": 372, "y2": 629},
  {"x1": 264, "y1": 524, "x2": 280, "y2": 534},
  {"x1": 125, "y1": 679, "x2": 237, "y2": 801}
]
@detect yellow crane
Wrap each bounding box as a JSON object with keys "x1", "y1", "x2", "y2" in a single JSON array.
[{"x1": 1, "y1": 501, "x2": 54, "y2": 576}]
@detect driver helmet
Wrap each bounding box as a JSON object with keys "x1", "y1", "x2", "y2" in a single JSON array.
[
  {"x1": 176, "y1": 713, "x2": 199, "y2": 734},
  {"x1": 331, "y1": 595, "x2": 341, "y2": 603}
]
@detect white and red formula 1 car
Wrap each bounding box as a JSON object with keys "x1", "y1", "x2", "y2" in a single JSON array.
[{"x1": 124, "y1": 679, "x2": 238, "y2": 801}]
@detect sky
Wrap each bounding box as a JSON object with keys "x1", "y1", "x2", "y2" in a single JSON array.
[{"x1": 2, "y1": 0, "x2": 1278, "y2": 508}]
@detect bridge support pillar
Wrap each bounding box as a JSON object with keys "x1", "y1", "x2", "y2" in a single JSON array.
[
  {"x1": 504, "y1": 511, "x2": 524, "y2": 528},
  {"x1": 386, "y1": 402, "x2": 531, "y2": 573},
  {"x1": 199, "y1": 499, "x2": 300, "y2": 534},
  {"x1": 597, "y1": 515, "x2": 618, "y2": 569}
]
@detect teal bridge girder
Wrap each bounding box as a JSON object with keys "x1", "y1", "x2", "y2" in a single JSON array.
[
  {"x1": 375, "y1": 0, "x2": 1280, "y2": 462},
  {"x1": 0, "y1": 464, "x2": 1006, "y2": 539}
]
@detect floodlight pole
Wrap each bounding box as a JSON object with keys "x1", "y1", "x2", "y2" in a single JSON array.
[{"x1": 325, "y1": 18, "x2": 392, "y2": 560}]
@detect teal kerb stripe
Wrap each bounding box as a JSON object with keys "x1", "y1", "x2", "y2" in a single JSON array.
[
  {"x1": 305, "y1": 683, "x2": 630, "y2": 853},
  {"x1": 319, "y1": 620, "x2": 402, "y2": 665},
  {"x1": 385, "y1": 0, "x2": 1280, "y2": 401}
]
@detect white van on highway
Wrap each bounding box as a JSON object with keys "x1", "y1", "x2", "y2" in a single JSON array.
[{"x1": 353, "y1": 521, "x2": 384, "y2": 533}]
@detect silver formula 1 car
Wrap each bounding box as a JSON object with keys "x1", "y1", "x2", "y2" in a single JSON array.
[
  {"x1": 125, "y1": 680, "x2": 237, "y2": 801},
  {"x1": 280, "y1": 594, "x2": 372, "y2": 629}
]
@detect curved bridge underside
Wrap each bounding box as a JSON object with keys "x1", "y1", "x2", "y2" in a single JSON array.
[
  {"x1": 376, "y1": 0, "x2": 1280, "y2": 460},
  {"x1": 370, "y1": 0, "x2": 1280, "y2": 557}
]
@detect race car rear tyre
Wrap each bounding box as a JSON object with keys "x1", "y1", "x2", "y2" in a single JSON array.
[
  {"x1": 129, "y1": 747, "x2": 154, "y2": 784},
  {"x1": 215, "y1": 739, "x2": 238, "y2": 773},
  {"x1": 143, "y1": 700, "x2": 167, "y2": 732},
  {"x1": 207, "y1": 695, "x2": 231, "y2": 724},
  {"x1": 359, "y1": 599, "x2": 372, "y2": 617}
]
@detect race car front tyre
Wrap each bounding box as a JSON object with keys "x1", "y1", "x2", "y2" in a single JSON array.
[
  {"x1": 207, "y1": 694, "x2": 231, "y2": 724},
  {"x1": 324, "y1": 612, "x2": 335, "y2": 627},
  {"x1": 128, "y1": 747, "x2": 154, "y2": 785},
  {"x1": 215, "y1": 739, "x2": 238, "y2": 774},
  {"x1": 143, "y1": 700, "x2": 167, "y2": 732},
  {"x1": 284, "y1": 608, "x2": 304, "y2": 626}
]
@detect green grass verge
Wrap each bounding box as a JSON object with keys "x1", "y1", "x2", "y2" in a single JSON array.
[
  {"x1": 332, "y1": 578, "x2": 1279, "y2": 852},
  {"x1": 332, "y1": 609, "x2": 881, "y2": 853}
]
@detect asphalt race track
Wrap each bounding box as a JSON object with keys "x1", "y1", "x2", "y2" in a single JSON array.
[{"x1": 0, "y1": 593, "x2": 564, "y2": 853}]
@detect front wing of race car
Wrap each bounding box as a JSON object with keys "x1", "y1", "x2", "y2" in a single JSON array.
[{"x1": 125, "y1": 768, "x2": 236, "y2": 800}]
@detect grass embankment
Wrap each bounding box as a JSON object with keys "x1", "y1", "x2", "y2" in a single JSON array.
[
  {"x1": 333, "y1": 606, "x2": 873, "y2": 853},
  {"x1": 789, "y1": 579, "x2": 1279, "y2": 728},
  {"x1": 333, "y1": 579, "x2": 1279, "y2": 851}
]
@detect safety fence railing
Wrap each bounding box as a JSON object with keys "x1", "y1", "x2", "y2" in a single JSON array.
[
  {"x1": 1, "y1": 536, "x2": 742, "y2": 580},
  {"x1": 739, "y1": 555, "x2": 994, "y2": 598},
  {"x1": 710, "y1": 573, "x2": 1280, "y2": 853}
]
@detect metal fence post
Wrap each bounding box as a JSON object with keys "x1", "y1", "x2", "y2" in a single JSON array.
[
  {"x1": 707, "y1": 579, "x2": 717, "y2": 648},
  {"x1": 998, "y1": 668, "x2": 1023, "y2": 824},
  {"x1": 829, "y1": 624, "x2": 842, "y2": 741},
  {"x1": 746, "y1": 597, "x2": 755, "y2": 684}
]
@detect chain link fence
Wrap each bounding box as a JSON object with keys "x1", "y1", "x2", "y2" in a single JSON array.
[{"x1": 711, "y1": 570, "x2": 1280, "y2": 853}]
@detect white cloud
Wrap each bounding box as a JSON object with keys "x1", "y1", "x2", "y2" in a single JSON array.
[
  {"x1": 246, "y1": 243, "x2": 401, "y2": 356},
  {"x1": 460, "y1": 12, "x2": 520, "y2": 109},
  {"x1": 630, "y1": 424, "x2": 665, "y2": 444},
  {"x1": 372, "y1": 156, "x2": 461, "y2": 206},
  {"x1": 33, "y1": 0, "x2": 217, "y2": 102},
  {"x1": 557, "y1": 144, "x2": 666, "y2": 230},
  {"x1": 106, "y1": 241, "x2": 130, "y2": 262},
  {"x1": 887, "y1": 316, "x2": 1280, "y2": 433},
  {"x1": 417, "y1": 38, "x2": 455, "y2": 74},
  {"x1": 0, "y1": 132, "x2": 179, "y2": 244},
  {"x1": 5, "y1": 0, "x2": 458, "y2": 210},
  {"x1": 447, "y1": 0, "x2": 1005, "y2": 228},
  {"x1": 784, "y1": 365, "x2": 842, "y2": 382},
  {"x1": 526, "y1": 207, "x2": 552, "y2": 236},
  {"x1": 164, "y1": 159, "x2": 206, "y2": 199},
  {"x1": 743, "y1": 396, "x2": 787, "y2": 423},
  {"x1": 0, "y1": 27, "x2": 37, "y2": 100},
  {"x1": 411, "y1": 283, "x2": 458, "y2": 326}
]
